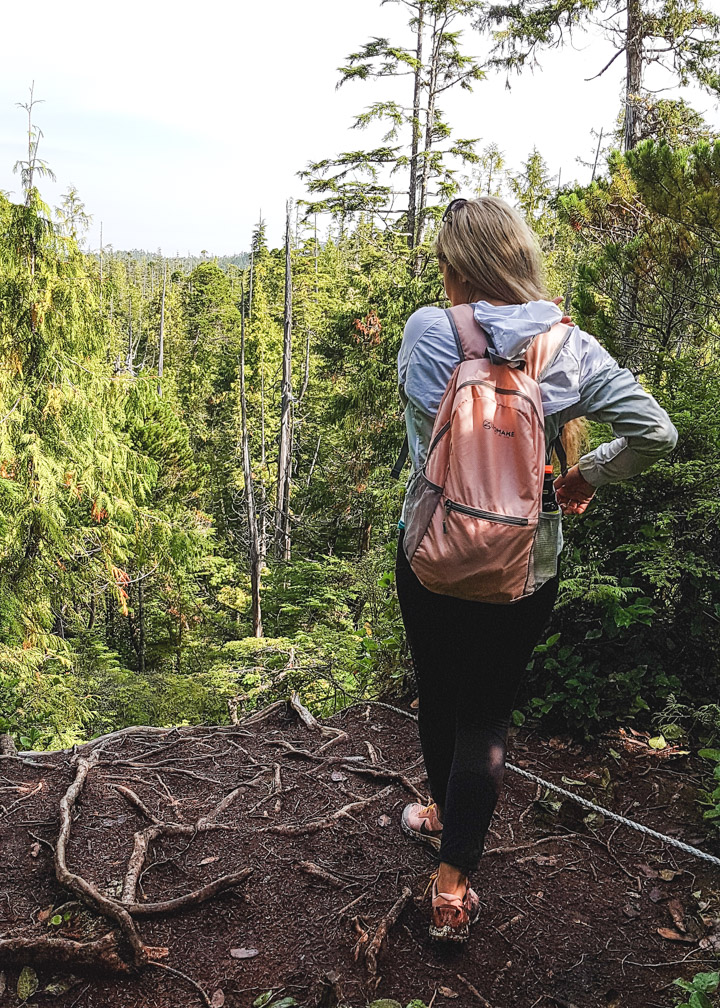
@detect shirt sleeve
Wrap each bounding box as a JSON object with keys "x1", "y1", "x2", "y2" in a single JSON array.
[
  {"x1": 399, "y1": 306, "x2": 461, "y2": 414},
  {"x1": 575, "y1": 361, "x2": 678, "y2": 487}
]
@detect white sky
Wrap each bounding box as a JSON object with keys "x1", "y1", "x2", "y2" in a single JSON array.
[{"x1": 0, "y1": 0, "x2": 717, "y2": 255}]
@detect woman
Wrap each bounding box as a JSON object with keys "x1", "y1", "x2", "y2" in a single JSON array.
[{"x1": 395, "y1": 196, "x2": 678, "y2": 942}]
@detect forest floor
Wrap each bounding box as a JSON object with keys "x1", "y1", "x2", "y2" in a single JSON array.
[{"x1": 1, "y1": 698, "x2": 719, "y2": 1008}]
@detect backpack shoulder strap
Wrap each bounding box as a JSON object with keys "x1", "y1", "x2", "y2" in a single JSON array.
[
  {"x1": 445, "y1": 304, "x2": 489, "y2": 361},
  {"x1": 390, "y1": 435, "x2": 409, "y2": 480},
  {"x1": 525, "y1": 321, "x2": 573, "y2": 382}
]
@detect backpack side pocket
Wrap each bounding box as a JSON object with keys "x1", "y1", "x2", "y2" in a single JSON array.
[
  {"x1": 529, "y1": 510, "x2": 561, "y2": 592},
  {"x1": 402, "y1": 470, "x2": 443, "y2": 562}
]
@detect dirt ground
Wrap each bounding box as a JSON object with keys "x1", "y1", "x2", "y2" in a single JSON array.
[{"x1": 1, "y1": 698, "x2": 718, "y2": 1008}]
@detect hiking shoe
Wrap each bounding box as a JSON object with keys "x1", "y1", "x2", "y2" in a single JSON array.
[
  {"x1": 401, "y1": 801, "x2": 444, "y2": 851},
  {"x1": 427, "y1": 870, "x2": 481, "y2": 943}
]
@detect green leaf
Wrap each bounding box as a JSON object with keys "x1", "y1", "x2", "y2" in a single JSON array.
[
  {"x1": 17, "y1": 966, "x2": 38, "y2": 1001},
  {"x1": 691, "y1": 972, "x2": 720, "y2": 994},
  {"x1": 699, "y1": 749, "x2": 720, "y2": 761},
  {"x1": 511, "y1": 709, "x2": 525, "y2": 726},
  {"x1": 688, "y1": 991, "x2": 713, "y2": 1008},
  {"x1": 648, "y1": 735, "x2": 667, "y2": 750},
  {"x1": 50, "y1": 914, "x2": 63, "y2": 925},
  {"x1": 43, "y1": 976, "x2": 79, "y2": 995},
  {"x1": 661, "y1": 723, "x2": 684, "y2": 740},
  {"x1": 367, "y1": 1002, "x2": 403, "y2": 1008}
]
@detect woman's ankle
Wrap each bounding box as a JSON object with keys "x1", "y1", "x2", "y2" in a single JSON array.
[{"x1": 436, "y1": 861, "x2": 467, "y2": 893}]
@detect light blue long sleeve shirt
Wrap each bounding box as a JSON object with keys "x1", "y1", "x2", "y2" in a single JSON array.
[{"x1": 397, "y1": 299, "x2": 678, "y2": 527}]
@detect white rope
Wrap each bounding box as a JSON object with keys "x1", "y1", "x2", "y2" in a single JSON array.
[
  {"x1": 506, "y1": 761, "x2": 720, "y2": 868},
  {"x1": 332, "y1": 700, "x2": 720, "y2": 870}
]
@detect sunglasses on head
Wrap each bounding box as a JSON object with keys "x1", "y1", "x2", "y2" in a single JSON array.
[{"x1": 441, "y1": 198, "x2": 468, "y2": 224}]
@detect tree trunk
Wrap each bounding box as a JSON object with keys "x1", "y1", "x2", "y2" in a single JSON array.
[
  {"x1": 275, "y1": 201, "x2": 294, "y2": 562},
  {"x1": 137, "y1": 580, "x2": 146, "y2": 677},
  {"x1": 249, "y1": 247, "x2": 254, "y2": 321},
  {"x1": 416, "y1": 8, "x2": 445, "y2": 253},
  {"x1": 240, "y1": 281, "x2": 264, "y2": 638},
  {"x1": 157, "y1": 262, "x2": 166, "y2": 398},
  {"x1": 624, "y1": 0, "x2": 643, "y2": 152},
  {"x1": 591, "y1": 127, "x2": 604, "y2": 181},
  {"x1": 407, "y1": 1, "x2": 425, "y2": 251}
]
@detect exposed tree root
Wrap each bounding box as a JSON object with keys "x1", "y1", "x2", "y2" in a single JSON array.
[
  {"x1": 6, "y1": 738, "x2": 253, "y2": 996},
  {"x1": 146, "y1": 961, "x2": 213, "y2": 1007},
  {"x1": 456, "y1": 973, "x2": 495, "y2": 1006},
  {"x1": 260, "y1": 783, "x2": 396, "y2": 836},
  {"x1": 363, "y1": 886, "x2": 413, "y2": 987},
  {"x1": 0, "y1": 932, "x2": 129, "y2": 973},
  {"x1": 297, "y1": 861, "x2": 352, "y2": 889}
]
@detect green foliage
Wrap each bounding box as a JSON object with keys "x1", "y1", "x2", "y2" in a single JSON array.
[
  {"x1": 673, "y1": 971, "x2": 720, "y2": 1008},
  {"x1": 517, "y1": 139, "x2": 720, "y2": 732},
  {"x1": 697, "y1": 750, "x2": 720, "y2": 831}
]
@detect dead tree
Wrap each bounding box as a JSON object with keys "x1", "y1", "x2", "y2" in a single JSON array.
[
  {"x1": 275, "y1": 200, "x2": 294, "y2": 562},
  {"x1": 240, "y1": 280, "x2": 264, "y2": 637},
  {"x1": 157, "y1": 261, "x2": 166, "y2": 397}
]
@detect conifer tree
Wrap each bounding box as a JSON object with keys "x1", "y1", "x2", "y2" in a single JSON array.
[
  {"x1": 475, "y1": 0, "x2": 720, "y2": 150},
  {"x1": 301, "y1": 0, "x2": 485, "y2": 247}
]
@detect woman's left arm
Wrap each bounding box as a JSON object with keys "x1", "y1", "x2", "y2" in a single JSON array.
[{"x1": 554, "y1": 360, "x2": 678, "y2": 513}]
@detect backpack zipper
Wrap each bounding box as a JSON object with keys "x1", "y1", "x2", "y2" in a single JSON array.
[
  {"x1": 455, "y1": 379, "x2": 543, "y2": 426},
  {"x1": 443, "y1": 498, "x2": 529, "y2": 533}
]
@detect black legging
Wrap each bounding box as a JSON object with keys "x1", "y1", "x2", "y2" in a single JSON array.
[{"x1": 395, "y1": 528, "x2": 559, "y2": 877}]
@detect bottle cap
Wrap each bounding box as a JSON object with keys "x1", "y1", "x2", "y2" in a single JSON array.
[{"x1": 544, "y1": 465, "x2": 554, "y2": 474}]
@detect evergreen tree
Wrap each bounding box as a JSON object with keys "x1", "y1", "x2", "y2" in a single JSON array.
[
  {"x1": 475, "y1": 0, "x2": 720, "y2": 150},
  {"x1": 300, "y1": 0, "x2": 485, "y2": 246}
]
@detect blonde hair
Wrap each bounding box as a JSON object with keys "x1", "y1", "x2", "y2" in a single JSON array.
[
  {"x1": 435, "y1": 196, "x2": 549, "y2": 304},
  {"x1": 436, "y1": 195, "x2": 586, "y2": 466}
]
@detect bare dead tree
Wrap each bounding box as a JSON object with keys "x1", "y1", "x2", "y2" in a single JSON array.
[
  {"x1": 157, "y1": 261, "x2": 166, "y2": 398},
  {"x1": 275, "y1": 200, "x2": 294, "y2": 562},
  {"x1": 239, "y1": 280, "x2": 264, "y2": 637}
]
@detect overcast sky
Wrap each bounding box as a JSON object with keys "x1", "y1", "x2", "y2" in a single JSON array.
[{"x1": 0, "y1": 0, "x2": 717, "y2": 255}]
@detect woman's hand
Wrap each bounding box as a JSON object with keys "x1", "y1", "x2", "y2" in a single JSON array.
[
  {"x1": 554, "y1": 465, "x2": 596, "y2": 515},
  {"x1": 551, "y1": 295, "x2": 573, "y2": 326}
]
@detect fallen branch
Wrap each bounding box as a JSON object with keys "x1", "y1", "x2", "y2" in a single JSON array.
[
  {"x1": 265, "y1": 739, "x2": 366, "y2": 766},
  {"x1": 260, "y1": 783, "x2": 395, "y2": 836},
  {"x1": 456, "y1": 973, "x2": 495, "y2": 1007},
  {"x1": 298, "y1": 861, "x2": 353, "y2": 889},
  {"x1": 342, "y1": 763, "x2": 426, "y2": 800},
  {"x1": 107, "y1": 783, "x2": 163, "y2": 824},
  {"x1": 315, "y1": 730, "x2": 350, "y2": 754},
  {"x1": 484, "y1": 832, "x2": 583, "y2": 856},
  {"x1": 146, "y1": 961, "x2": 213, "y2": 1007},
  {"x1": 364, "y1": 886, "x2": 413, "y2": 984},
  {"x1": 239, "y1": 700, "x2": 287, "y2": 727}
]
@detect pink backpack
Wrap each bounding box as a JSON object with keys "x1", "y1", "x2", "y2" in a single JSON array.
[{"x1": 401, "y1": 303, "x2": 571, "y2": 604}]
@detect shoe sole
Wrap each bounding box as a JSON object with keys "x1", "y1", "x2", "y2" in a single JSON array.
[
  {"x1": 400, "y1": 815, "x2": 442, "y2": 851},
  {"x1": 428, "y1": 899, "x2": 481, "y2": 943}
]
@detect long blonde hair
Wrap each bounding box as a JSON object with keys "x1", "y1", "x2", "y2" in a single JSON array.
[{"x1": 435, "y1": 196, "x2": 585, "y2": 466}]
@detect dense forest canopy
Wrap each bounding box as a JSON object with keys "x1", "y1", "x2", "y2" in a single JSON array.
[{"x1": 0, "y1": 1, "x2": 718, "y2": 771}]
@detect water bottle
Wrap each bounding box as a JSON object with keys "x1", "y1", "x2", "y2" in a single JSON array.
[{"x1": 542, "y1": 464, "x2": 560, "y2": 513}]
